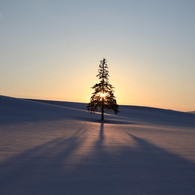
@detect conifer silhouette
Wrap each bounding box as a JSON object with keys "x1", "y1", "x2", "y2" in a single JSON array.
[{"x1": 87, "y1": 58, "x2": 119, "y2": 120}]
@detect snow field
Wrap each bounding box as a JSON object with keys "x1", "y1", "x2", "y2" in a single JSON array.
[{"x1": 0, "y1": 95, "x2": 195, "y2": 195}]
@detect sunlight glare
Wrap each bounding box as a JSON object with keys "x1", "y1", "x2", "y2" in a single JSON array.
[{"x1": 100, "y1": 93, "x2": 106, "y2": 97}]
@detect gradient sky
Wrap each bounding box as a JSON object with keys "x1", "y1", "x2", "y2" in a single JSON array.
[{"x1": 1, "y1": 0, "x2": 195, "y2": 111}]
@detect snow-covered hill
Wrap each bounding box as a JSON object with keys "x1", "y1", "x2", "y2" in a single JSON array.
[
  {"x1": 0, "y1": 95, "x2": 195, "y2": 195},
  {"x1": 28, "y1": 98, "x2": 195, "y2": 127}
]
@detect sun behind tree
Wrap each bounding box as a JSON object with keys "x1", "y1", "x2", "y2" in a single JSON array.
[{"x1": 87, "y1": 58, "x2": 119, "y2": 120}]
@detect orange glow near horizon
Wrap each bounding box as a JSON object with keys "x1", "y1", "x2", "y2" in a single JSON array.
[{"x1": 1, "y1": 57, "x2": 194, "y2": 113}]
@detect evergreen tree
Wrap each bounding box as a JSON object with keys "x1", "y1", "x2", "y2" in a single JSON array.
[{"x1": 87, "y1": 58, "x2": 119, "y2": 120}]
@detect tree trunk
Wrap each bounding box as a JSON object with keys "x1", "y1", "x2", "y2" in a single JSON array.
[
  {"x1": 101, "y1": 99, "x2": 104, "y2": 120},
  {"x1": 101, "y1": 108, "x2": 104, "y2": 120}
]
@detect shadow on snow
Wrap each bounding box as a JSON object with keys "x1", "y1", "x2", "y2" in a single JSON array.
[{"x1": 0, "y1": 123, "x2": 195, "y2": 195}]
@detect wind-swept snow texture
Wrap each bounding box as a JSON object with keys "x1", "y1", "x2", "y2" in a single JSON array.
[{"x1": 0, "y1": 95, "x2": 195, "y2": 195}]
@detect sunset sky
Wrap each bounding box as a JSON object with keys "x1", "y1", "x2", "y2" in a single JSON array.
[{"x1": 1, "y1": 0, "x2": 195, "y2": 111}]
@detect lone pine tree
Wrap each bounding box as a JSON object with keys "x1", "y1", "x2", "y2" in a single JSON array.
[{"x1": 87, "y1": 58, "x2": 119, "y2": 120}]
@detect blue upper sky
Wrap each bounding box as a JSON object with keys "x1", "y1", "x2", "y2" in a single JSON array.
[{"x1": 1, "y1": 0, "x2": 195, "y2": 111}]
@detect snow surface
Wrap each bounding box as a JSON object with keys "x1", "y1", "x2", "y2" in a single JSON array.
[{"x1": 0, "y1": 95, "x2": 195, "y2": 195}]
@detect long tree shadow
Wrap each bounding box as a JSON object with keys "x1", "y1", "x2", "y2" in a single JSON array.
[
  {"x1": 99, "y1": 122, "x2": 104, "y2": 140},
  {"x1": 0, "y1": 125, "x2": 195, "y2": 195},
  {"x1": 80, "y1": 132, "x2": 195, "y2": 195}
]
